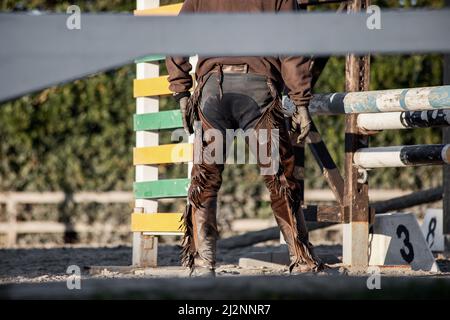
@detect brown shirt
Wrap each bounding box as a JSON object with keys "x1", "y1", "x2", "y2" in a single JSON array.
[{"x1": 165, "y1": 0, "x2": 312, "y2": 108}]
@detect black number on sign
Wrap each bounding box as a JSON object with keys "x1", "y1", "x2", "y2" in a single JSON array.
[
  {"x1": 396, "y1": 224, "x2": 414, "y2": 263},
  {"x1": 426, "y1": 217, "x2": 436, "y2": 248}
]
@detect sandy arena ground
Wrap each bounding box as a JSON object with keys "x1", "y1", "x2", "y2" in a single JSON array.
[
  {"x1": 0, "y1": 243, "x2": 449, "y2": 282},
  {"x1": 0, "y1": 243, "x2": 340, "y2": 283},
  {"x1": 1, "y1": 242, "x2": 449, "y2": 299}
]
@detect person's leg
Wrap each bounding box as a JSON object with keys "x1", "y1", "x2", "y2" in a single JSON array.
[
  {"x1": 181, "y1": 75, "x2": 229, "y2": 277},
  {"x1": 260, "y1": 121, "x2": 323, "y2": 272},
  {"x1": 232, "y1": 75, "x2": 323, "y2": 272}
]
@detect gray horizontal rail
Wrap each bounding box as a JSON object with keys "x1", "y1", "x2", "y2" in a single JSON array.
[{"x1": 1, "y1": 9, "x2": 450, "y2": 102}]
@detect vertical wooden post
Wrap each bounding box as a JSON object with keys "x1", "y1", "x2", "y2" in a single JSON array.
[
  {"x1": 132, "y1": 0, "x2": 160, "y2": 267},
  {"x1": 443, "y1": 0, "x2": 450, "y2": 249},
  {"x1": 342, "y1": 0, "x2": 371, "y2": 269},
  {"x1": 6, "y1": 196, "x2": 17, "y2": 247}
]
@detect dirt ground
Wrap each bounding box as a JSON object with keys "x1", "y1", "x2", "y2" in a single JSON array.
[
  {"x1": 0, "y1": 242, "x2": 449, "y2": 285},
  {"x1": 0, "y1": 243, "x2": 335, "y2": 283}
]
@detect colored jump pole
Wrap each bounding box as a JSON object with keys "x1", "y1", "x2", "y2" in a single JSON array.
[
  {"x1": 357, "y1": 110, "x2": 450, "y2": 131},
  {"x1": 354, "y1": 144, "x2": 450, "y2": 169},
  {"x1": 309, "y1": 85, "x2": 450, "y2": 115}
]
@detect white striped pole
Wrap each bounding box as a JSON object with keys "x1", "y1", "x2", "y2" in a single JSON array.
[
  {"x1": 308, "y1": 85, "x2": 450, "y2": 115},
  {"x1": 357, "y1": 110, "x2": 450, "y2": 131},
  {"x1": 353, "y1": 144, "x2": 450, "y2": 169}
]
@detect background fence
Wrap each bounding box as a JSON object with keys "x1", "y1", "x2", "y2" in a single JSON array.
[{"x1": 0, "y1": 189, "x2": 431, "y2": 248}]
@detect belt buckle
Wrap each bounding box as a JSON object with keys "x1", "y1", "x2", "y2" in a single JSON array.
[{"x1": 223, "y1": 64, "x2": 248, "y2": 74}]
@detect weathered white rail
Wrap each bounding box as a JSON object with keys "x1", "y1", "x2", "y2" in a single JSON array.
[{"x1": 0, "y1": 190, "x2": 410, "y2": 248}]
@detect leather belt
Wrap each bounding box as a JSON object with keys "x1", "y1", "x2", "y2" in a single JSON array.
[{"x1": 221, "y1": 64, "x2": 249, "y2": 74}]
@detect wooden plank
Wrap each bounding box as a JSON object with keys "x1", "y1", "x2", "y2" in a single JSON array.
[
  {"x1": 134, "y1": 76, "x2": 171, "y2": 97},
  {"x1": 134, "y1": 3, "x2": 182, "y2": 16},
  {"x1": 0, "y1": 189, "x2": 422, "y2": 205},
  {"x1": 131, "y1": 213, "x2": 183, "y2": 233},
  {"x1": 0, "y1": 221, "x2": 129, "y2": 234},
  {"x1": 134, "y1": 179, "x2": 190, "y2": 199},
  {"x1": 0, "y1": 219, "x2": 329, "y2": 238},
  {"x1": 134, "y1": 75, "x2": 194, "y2": 97},
  {"x1": 0, "y1": 191, "x2": 133, "y2": 204},
  {"x1": 135, "y1": 55, "x2": 165, "y2": 64},
  {"x1": 133, "y1": 143, "x2": 193, "y2": 165},
  {"x1": 134, "y1": 110, "x2": 183, "y2": 131},
  {"x1": 303, "y1": 205, "x2": 344, "y2": 223}
]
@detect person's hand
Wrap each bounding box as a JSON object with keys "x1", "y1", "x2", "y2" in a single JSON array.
[
  {"x1": 291, "y1": 106, "x2": 312, "y2": 144},
  {"x1": 179, "y1": 96, "x2": 194, "y2": 135}
]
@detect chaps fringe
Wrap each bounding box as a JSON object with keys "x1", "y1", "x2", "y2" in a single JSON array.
[
  {"x1": 289, "y1": 242, "x2": 324, "y2": 272},
  {"x1": 289, "y1": 201, "x2": 325, "y2": 272},
  {"x1": 189, "y1": 169, "x2": 209, "y2": 209},
  {"x1": 180, "y1": 204, "x2": 195, "y2": 268},
  {"x1": 180, "y1": 78, "x2": 203, "y2": 268},
  {"x1": 180, "y1": 165, "x2": 211, "y2": 268}
]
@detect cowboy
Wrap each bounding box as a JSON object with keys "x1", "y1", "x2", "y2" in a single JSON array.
[{"x1": 166, "y1": 0, "x2": 323, "y2": 277}]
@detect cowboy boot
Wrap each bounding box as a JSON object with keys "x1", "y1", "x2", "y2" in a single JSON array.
[
  {"x1": 290, "y1": 207, "x2": 325, "y2": 273},
  {"x1": 181, "y1": 159, "x2": 222, "y2": 277},
  {"x1": 190, "y1": 199, "x2": 218, "y2": 277},
  {"x1": 181, "y1": 200, "x2": 218, "y2": 278},
  {"x1": 267, "y1": 173, "x2": 324, "y2": 273}
]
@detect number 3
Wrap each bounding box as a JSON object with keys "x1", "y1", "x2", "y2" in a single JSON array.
[{"x1": 396, "y1": 224, "x2": 414, "y2": 263}]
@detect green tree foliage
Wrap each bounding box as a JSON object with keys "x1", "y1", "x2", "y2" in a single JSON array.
[{"x1": 0, "y1": 68, "x2": 136, "y2": 192}]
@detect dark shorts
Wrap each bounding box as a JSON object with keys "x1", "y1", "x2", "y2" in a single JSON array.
[{"x1": 200, "y1": 73, "x2": 274, "y2": 134}]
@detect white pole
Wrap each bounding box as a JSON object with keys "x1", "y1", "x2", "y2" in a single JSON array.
[
  {"x1": 357, "y1": 110, "x2": 450, "y2": 131},
  {"x1": 354, "y1": 145, "x2": 450, "y2": 168},
  {"x1": 357, "y1": 112, "x2": 403, "y2": 130},
  {"x1": 354, "y1": 146, "x2": 405, "y2": 168}
]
